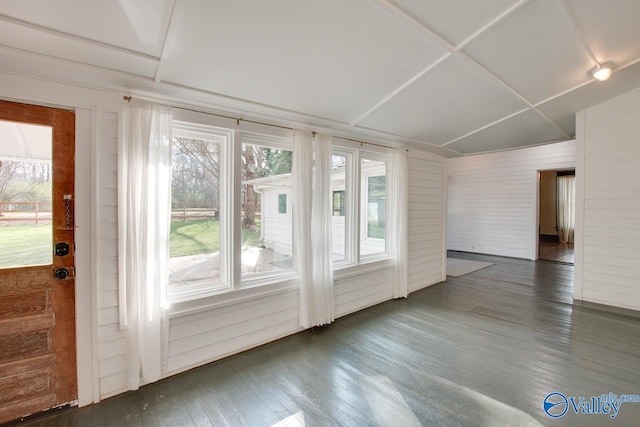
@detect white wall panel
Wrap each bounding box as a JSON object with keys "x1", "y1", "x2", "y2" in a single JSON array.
[
  {"x1": 447, "y1": 140, "x2": 576, "y2": 260},
  {"x1": 578, "y1": 87, "x2": 640, "y2": 311},
  {"x1": 407, "y1": 150, "x2": 447, "y2": 292}
]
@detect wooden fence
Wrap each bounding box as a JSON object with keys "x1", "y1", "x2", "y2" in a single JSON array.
[
  {"x1": 0, "y1": 201, "x2": 52, "y2": 224},
  {"x1": 171, "y1": 205, "x2": 219, "y2": 221}
]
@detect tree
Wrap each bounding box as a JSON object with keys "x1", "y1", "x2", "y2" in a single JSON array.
[
  {"x1": 0, "y1": 160, "x2": 51, "y2": 216},
  {"x1": 241, "y1": 145, "x2": 259, "y2": 228},
  {"x1": 168, "y1": 137, "x2": 292, "y2": 229},
  {"x1": 171, "y1": 137, "x2": 220, "y2": 209},
  {"x1": 241, "y1": 145, "x2": 292, "y2": 228}
]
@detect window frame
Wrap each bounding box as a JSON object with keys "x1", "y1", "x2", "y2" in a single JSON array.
[
  {"x1": 168, "y1": 121, "x2": 232, "y2": 303},
  {"x1": 238, "y1": 132, "x2": 296, "y2": 288}
]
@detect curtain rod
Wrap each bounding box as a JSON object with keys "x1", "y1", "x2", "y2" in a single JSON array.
[{"x1": 123, "y1": 95, "x2": 406, "y2": 151}]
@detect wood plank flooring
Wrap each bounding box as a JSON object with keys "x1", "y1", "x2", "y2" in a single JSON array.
[
  {"x1": 7, "y1": 253, "x2": 640, "y2": 426},
  {"x1": 539, "y1": 240, "x2": 574, "y2": 264}
]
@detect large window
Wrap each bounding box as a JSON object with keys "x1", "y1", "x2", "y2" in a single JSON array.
[
  {"x1": 167, "y1": 119, "x2": 392, "y2": 302},
  {"x1": 168, "y1": 124, "x2": 294, "y2": 301}
]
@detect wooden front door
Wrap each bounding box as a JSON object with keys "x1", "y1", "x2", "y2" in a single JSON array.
[{"x1": 0, "y1": 100, "x2": 77, "y2": 423}]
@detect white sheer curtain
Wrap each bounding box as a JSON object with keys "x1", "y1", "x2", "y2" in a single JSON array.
[
  {"x1": 557, "y1": 176, "x2": 575, "y2": 244},
  {"x1": 294, "y1": 130, "x2": 335, "y2": 328},
  {"x1": 391, "y1": 149, "x2": 409, "y2": 298},
  {"x1": 118, "y1": 101, "x2": 172, "y2": 389},
  {"x1": 293, "y1": 130, "x2": 314, "y2": 328},
  {"x1": 310, "y1": 134, "x2": 334, "y2": 325}
]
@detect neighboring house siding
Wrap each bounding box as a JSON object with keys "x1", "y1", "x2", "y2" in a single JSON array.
[
  {"x1": 447, "y1": 140, "x2": 576, "y2": 260},
  {"x1": 408, "y1": 150, "x2": 447, "y2": 292},
  {"x1": 576, "y1": 87, "x2": 640, "y2": 310},
  {"x1": 259, "y1": 187, "x2": 293, "y2": 256}
]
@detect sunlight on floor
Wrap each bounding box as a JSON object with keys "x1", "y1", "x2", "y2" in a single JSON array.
[
  {"x1": 361, "y1": 375, "x2": 422, "y2": 427},
  {"x1": 270, "y1": 410, "x2": 305, "y2": 427}
]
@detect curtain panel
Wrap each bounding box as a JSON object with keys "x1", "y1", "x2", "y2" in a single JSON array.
[
  {"x1": 118, "y1": 101, "x2": 172, "y2": 389},
  {"x1": 392, "y1": 149, "x2": 409, "y2": 298},
  {"x1": 294, "y1": 131, "x2": 335, "y2": 328},
  {"x1": 557, "y1": 176, "x2": 575, "y2": 244}
]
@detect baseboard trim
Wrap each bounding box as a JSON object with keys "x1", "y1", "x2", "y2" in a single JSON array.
[{"x1": 573, "y1": 299, "x2": 640, "y2": 319}]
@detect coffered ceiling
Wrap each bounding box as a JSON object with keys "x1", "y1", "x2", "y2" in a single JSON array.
[{"x1": 1, "y1": 0, "x2": 639, "y2": 156}]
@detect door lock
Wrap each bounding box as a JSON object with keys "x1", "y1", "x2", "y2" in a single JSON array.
[
  {"x1": 55, "y1": 242, "x2": 70, "y2": 257},
  {"x1": 55, "y1": 268, "x2": 69, "y2": 280},
  {"x1": 54, "y1": 267, "x2": 75, "y2": 280}
]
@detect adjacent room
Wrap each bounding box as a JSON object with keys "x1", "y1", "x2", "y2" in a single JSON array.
[{"x1": 1, "y1": 1, "x2": 639, "y2": 426}]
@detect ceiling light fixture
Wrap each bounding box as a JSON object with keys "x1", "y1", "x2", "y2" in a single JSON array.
[{"x1": 591, "y1": 63, "x2": 613, "y2": 81}]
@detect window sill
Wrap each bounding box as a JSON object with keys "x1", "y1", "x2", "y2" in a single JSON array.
[
  {"x1": 169, "y1": 276, "x2": 299, "y2": 319},
  {"x1": 168, "y1": 259, "x2": 394, "y2": 319},
  {"x1": 334, "y1": 256, "x2": 394, "y2": 280}
]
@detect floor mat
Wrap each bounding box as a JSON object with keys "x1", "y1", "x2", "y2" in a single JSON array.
[{"x1": 447, "y1": 257, "x2": 494, "y2": 277}]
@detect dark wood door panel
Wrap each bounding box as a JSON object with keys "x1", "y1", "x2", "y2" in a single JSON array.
[{"x1": 0, "y1": 101, "x2": 76, "y2": 423}]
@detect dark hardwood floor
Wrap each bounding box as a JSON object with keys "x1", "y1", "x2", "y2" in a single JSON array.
[
  {"x1": 9, "y1": 253, "x2": 640, "y2": 426},
  {"x1": 539, "y1": 239, "x2": 575, "y2": 264}
]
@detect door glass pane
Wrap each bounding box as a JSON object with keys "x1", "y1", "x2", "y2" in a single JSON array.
[
  {"x1": 0, "y1": 120, "x2": 52, "y2": 268},
  {"x1": 169, "y1": 135, "x2": 222, "y2": 289},
  {"x1": 241, "y1": 144, "x2": 293, "y2": 277}
]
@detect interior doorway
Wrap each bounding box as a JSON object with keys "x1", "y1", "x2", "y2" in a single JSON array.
[
  {"x1": 538, "y1": 169, "x2": 575, "y2": 264},
  {"x1": 0, "y1": 100, "x2": 77, "y2": 423}
]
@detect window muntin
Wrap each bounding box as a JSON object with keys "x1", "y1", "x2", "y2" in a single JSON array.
[{"x1": 241, "y1": 142, "x2": 293, "y2": 278}]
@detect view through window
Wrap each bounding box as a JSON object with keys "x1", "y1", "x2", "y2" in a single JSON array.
[
  {"x1": 168, "y1": 133, "x2": 222, "y2": 289},
  {"x1": 241, "y1": 143, "x2": 293, "y2": 277}
]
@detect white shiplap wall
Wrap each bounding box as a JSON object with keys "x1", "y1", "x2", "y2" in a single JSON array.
[
  {"x1": 576, "y1": 87, "x2": 640, "y2": 311},
  {"x1": 94, "y1": 110, "x2": 129, "y2": 397},
  {"x1": 92, "y1": 112, "x2": 448, "y2": 399},
  {"x1": 447, "y1": 140, "x2": 576, "y2": 260},
  {"x1": 407, "y1": 150, "x2": 447, "y2": 292}
]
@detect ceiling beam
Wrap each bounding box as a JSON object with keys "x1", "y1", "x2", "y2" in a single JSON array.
[
  {"x1": 358, "y1": 0, "x2": 571, "y2": 144},
  {"x1": 349, "y1": 53, "x2": 451, "y2": 126},
  {"x1": 154, "y1": 0, "x2": 180, "y2": 83},
  {"x1": 554, "y1": 0, "x2": 601, "y2": 67},
  {"x1": 0, "y1": 13, "x2": 160, "y2": 62}
]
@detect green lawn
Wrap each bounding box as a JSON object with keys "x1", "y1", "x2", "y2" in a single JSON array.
[
  {"x1": 0, "y1": 224, "x2": 52, "y2": 268},
  {"x1": 170, "y1": 219, "x2": 220, "y2": 257},
  {"x1": 170, "y1": 218, "x2": 262, "y2": 257},
  {"x1": 0, "y1": 219, "x2": 263, "y2": 266}
]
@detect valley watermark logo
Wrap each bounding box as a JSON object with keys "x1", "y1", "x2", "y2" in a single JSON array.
[{"x1": 543, "y1": 392, "x2": 640, "y2": 419}]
